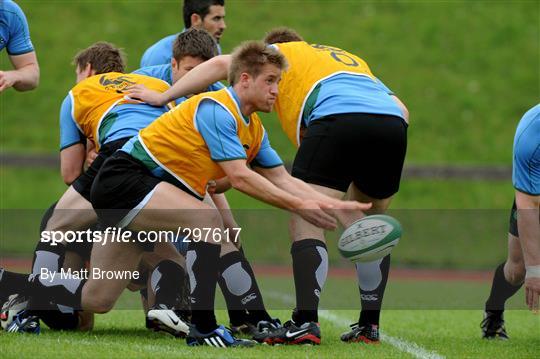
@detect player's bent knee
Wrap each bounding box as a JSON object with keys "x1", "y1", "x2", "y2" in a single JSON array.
[
  {"x1": 504, "y1": 261, "x2": 525, "y2": 285},
  {"x1": 82, "y1": 285, "x2": 117, "y2": 313}
]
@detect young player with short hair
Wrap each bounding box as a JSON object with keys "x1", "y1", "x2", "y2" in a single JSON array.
[{"x1": 128, "y1": 26, "x2": 408, "y2": 345}]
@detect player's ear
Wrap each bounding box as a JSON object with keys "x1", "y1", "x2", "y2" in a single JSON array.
[
  {"x1": 85, "y1": 63, "x2": 96, "y2": 77},
  {"x1": 171, "y1": 58, "x2": 178, "y2": 70},
  {"x1": 239, "y1": 72, "x2": 250, "y2": 87},
  {"x1": 191, "y1": 13, "x2": 202, "y2": 27}
]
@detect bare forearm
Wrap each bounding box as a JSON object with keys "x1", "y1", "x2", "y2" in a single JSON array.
[
  {"x1": 231, "y1": 172, "x2": 302, "y2": 211},
  {"x1": 11, "y1": 64, "x2": 40, "y2": 91},
  {"x1": 162, "y1": 55, "x2": 230, "y2": 104}
]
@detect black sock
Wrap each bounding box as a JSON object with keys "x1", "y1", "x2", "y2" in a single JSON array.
[
  {"x1": 39, "y1": 307, "x2": 79, "y2": 330},
  {"x1": 218, "y1": 250, "x2": 272, "y2": 326},
  {"x1": 357, "y1": 254, "x2": 391, "y2": 327},
  {"x1": 151, "y1": 260, "x2": 186, "y2": 308},
  {"x1": 28, "y1": 273, "x2": 85, "y2": 310},
  {"x1": 291, "y1": 239, "x2": 328, "y2": 325},
  {"x1": 485, "y1": 262, "x2": 522, "y2": 314},
  {"x1": 32, "y1": 202, "x2": 64, "y2": 275},
  {"x1": 186, "y1": 241, "x2": 220, "y2": 333},
  {"x1": 32, "y1": 241, "x2": 66, "y2": 276}
]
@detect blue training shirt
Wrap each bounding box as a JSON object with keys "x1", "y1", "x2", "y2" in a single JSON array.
[
  {"x1": 195, "y1": 87, "x2": 283, "y2": 167},
  {"x1": 304, "y1": 73, "x2": 405, "y2": 126},
  {"x1": 0, "y1": 0, "x2": 34, "y2": 55},
  {"x1": 513, "y1": 104, "x2": 540, "y2": 195},
  {"x1": 140, "y1": 31, "x2": 222, "y2": 67},
  {"x1": 59, "y1": 93, "x2": 170, "y2": 150}
]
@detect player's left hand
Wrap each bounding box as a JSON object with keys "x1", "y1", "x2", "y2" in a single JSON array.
[
  {"x1": 126, "y1": 84, "x2": 166, "y2": 106},
  {"x1": 0, "y1": 71, "x2": 16, "y2": 92},
  {"x1": 525, "y1": 277, "x2": 540, "y2": 312}
]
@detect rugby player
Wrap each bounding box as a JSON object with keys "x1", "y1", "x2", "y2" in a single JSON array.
[
  {"x1": 0, "y1": 0, "x2": 39, "y2": 92},
  {"x1": 127, "y1": 27, "x2": 409, "y2": 345},
  {"x1": 140, "y1": 0, "x2": 226, "y2": 67},
  {"x1": 137, "y1": 30, "x2": 281, "y2": 335},
  {"x1": 139, "y1": 1, "x2": 275, "y2": 333},
  {"x1": 481, "y1": 104, "x2": 540, "y2": 339}
]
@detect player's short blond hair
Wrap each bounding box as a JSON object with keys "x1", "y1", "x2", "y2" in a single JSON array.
[
  {"x1": 73, "y1": 42, "x2": 126, "y2": 74},
  {"x1": 228, "y1": 41, "x2": 287, "y2": 85},
  {"x1": 263, "y1": 27, "x2": 304, "y2": 44}
]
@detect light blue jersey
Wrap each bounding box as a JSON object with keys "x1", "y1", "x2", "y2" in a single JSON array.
[
  {"x1": 513, "y1": 104, "x2": 540, "y2": 195},
  {"x1": 133, "y1": 64, "x2": 225, "y2": 104},
  {"x1": 195, "y1": 87, "x2": 282, "y2": 167},
  {"x1": 140, "y1": 31, "x2": 222, "y2": 67},
  {"x1": 0, "y1": 0, "x2": 34, "y2": 55},
  {"x1": 59, "y1": 94, "x2": 170, "y2": 150},
  {"x1": 303, "y1": 73, "x2": 404, "y2": 126}
]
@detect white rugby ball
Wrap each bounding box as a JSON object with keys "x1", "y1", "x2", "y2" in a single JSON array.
[
  {"x1": 0, "y1": 294, "x2": 28, "y2": 331},
  {"x1": 338, "y1": 214, "x2": 401, "y2": 263}
]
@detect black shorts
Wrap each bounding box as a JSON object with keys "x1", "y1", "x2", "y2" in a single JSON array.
[
  {"x1": 90, "y1": 151, "x2": 197, "y2": 251},
  {"x1": 72, "y1": 138, "x2": 130, "y2": 201},
  {"x1": 292, "y1": 113, "x2": 408, "y2": 199},
  {"x1": 508, "y1": 199, "x2": 518, "y2": 237}
]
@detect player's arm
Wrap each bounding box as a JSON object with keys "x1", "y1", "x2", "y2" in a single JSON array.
[
  {"x1": 254, "y1": 165, "x2": 371, "y2": 213},
  {"x1": 251, "y1": 131, "x2": 371, "y2": 212},
  {"x1": 219, "y1": 159, "x2": 337, "y2": 229},
  {"x1": 515, "y1": 190, "x2": 540, "y2": 311},
  {"x1": 128, "y1": 55, "x2": 232, "y2": 106},
  {"x1": 0, "y1": 52, "x2": 40, "y2": 92},
  {"x1": 0, "y1": 3, "x2": 39, "y2": 92},
  {"x1": 59, "y1": 95, "x2": 86, "y2": 185},
  {"x1": 60, "y1": 144, "x2": 85, "y2": 185}
]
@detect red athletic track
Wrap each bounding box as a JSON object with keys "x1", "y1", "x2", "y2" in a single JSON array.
[{"x1": 0, "y1": 257, "x2": 492, "y2": 283}]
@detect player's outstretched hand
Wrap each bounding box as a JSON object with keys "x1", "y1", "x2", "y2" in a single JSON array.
[
  {"x1": 329, "y1": 199, "x2": 371, "y2": 211},
  {"x1": 525, "y1": 276, "x2": 540, "y2": 313},
  {"x1": 294, "y1": 199, "x2": 337, "y2": 230},
  {"x1": 126, "y1": 84, "x2": 166, "y2": 106}
]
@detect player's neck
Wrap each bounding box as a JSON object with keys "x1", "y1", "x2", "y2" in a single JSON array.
[{"x1": 232, "y1": 85, "x2": 255, "y2": 117}]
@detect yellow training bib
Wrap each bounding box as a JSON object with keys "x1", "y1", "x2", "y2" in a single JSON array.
[
  {"x1": 69, "y1": 72, "x2": 172, "y2": 150},
  {"x1": 139, "y1": 88, "x2": 265, "y2": 197},
  {"x1": 274, "y1": 41, "x2": 375, "y2": 146}
]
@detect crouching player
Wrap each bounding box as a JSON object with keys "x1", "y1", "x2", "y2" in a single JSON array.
[
  {"x1": 481, "y1": 104, "x2": 540, "y2": 339},
  {"x1": 128, "y1": 27, "x2": 408, "y2": 345}
]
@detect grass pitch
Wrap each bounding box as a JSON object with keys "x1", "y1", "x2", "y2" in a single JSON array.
[
  {"x1": 1, "y1": 307, "x2": 538, "y2": 358},
  {"x1": 1, "y1": 275, "x2": 539, "y2": 358}
]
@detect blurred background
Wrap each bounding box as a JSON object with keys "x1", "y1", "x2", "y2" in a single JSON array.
[{"x1": 1, "y1": 0, "x2": 538, "y2": 275}]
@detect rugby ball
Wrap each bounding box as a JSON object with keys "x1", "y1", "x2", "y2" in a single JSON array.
[
  {"x1": 0, "y1": 294, "x2": 28, "y2": 331},
  {"x1": 338, "y1": 214, "x2": 401, "y2": 263}
]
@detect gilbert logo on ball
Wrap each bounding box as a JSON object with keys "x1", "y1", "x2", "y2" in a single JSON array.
[{"x1": 338, "y1": 214, "x2": 402, "y2": 263}]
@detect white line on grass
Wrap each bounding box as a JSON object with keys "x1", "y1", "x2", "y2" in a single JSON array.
[{"x1": 266, "y1": 291, "x2": 445, "y2": 359}]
